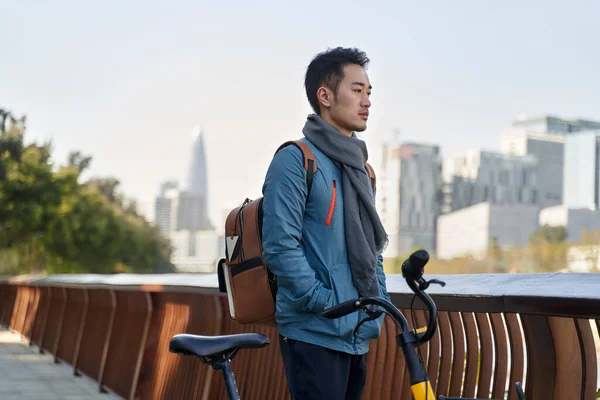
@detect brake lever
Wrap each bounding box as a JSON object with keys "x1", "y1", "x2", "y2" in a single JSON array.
[
  {"x1": 353, "y1": 305, "x2": 384, "y2": 337},
  {"x1": 417, "y1": 277, "x2": 446, "y2": 291}
]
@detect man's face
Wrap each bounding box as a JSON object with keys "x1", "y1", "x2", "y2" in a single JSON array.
[{"x1": 326, "y1": 64, "x2": 372, "y2": 135}]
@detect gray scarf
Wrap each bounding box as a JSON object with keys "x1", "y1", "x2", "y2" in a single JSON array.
[{"x1": 302, "y1": 114, "x2": 388, "y2": 298}]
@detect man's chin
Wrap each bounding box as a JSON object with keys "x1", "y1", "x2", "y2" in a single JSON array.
[{"x1": 353, "y1": 123, "x2": 368, "y2": 133}]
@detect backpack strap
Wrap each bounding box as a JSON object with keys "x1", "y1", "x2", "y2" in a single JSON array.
[
  {"x1": 275, "y1": 141, "x2": 318, "y2": 194},
  {"x1": 365, "y1": 162, "x2": 376, "y2": 191}
]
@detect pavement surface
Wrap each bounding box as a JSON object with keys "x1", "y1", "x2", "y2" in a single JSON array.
[{"x1": 0, "y1": 326, "x2": 121, "y2": 399}]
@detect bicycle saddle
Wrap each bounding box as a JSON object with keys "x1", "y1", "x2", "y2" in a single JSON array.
[{"x1": 169, "y1": 333, "x2": 270, "y2": 359}]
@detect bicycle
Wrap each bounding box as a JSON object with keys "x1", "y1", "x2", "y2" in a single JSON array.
[{"x1": 169, "y1": 249, "x2": 526, "y2": 400}]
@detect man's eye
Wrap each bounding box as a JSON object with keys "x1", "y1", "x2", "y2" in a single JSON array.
[{"x1": 354, "y1": 89, "x2": 361, "y2": 93}]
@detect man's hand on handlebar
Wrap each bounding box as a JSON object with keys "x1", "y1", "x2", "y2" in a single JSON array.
[{"x1": 320, "y1": 250, "x2": 445, "y2": 345}]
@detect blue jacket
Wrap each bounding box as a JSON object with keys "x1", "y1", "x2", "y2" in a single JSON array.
[{"x1": 261, "y1": 138, "x2": 390, "y2": 355}]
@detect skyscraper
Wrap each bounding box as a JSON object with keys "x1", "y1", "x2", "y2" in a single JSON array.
[
  {"x1": 379, "y1": 142, "x2": 442, "y2": 257},
  {"x1": 181, "y1": 125, "x2": 212, "y2": 230},
  {"x1": 187, "y1": 126, "x2": 208, "y2": 196}
]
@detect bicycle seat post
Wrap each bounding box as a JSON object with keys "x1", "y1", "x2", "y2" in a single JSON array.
[{"x1": 219, "y1": 358, "x2": 240, "y2": 400}]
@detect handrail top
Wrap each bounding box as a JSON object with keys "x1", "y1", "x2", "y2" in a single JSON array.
[{"x1": 3, "y1": 272, "x2": 599, "y2": 300}]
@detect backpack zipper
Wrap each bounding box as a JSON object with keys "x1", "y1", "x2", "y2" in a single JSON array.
[{"x1": 325, "y1": 180, "x2": 336, "y2": 226}]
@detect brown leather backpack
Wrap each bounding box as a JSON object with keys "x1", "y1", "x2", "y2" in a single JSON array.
[{"x1": 217, "y1": 140, "x2": 376, "y2": 326}]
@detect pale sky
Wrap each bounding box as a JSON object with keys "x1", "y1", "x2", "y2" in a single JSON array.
[{"x1": 2, "y1": 0, "x2": 600, "y2": 228}]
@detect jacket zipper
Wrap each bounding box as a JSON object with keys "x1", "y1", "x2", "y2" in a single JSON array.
[{"x1": 325, "y1": 180, "x2": 336, "y2": 226}]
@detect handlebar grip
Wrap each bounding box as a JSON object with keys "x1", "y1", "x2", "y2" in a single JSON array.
[
  {"x1": 321, "y1": 299, "x2": 361, "y2": 319},
  {"x1": 401, "y1": 249, "x2": 429, "y2": 281}
]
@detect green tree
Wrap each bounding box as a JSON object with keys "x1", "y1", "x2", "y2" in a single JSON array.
[{"x1": 0, "y1": 108, "x2": 175, "y2": 275}]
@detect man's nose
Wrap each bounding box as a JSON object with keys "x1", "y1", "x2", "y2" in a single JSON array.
[{"x1": 361, "y1": 96, "x2": 371, "y2": 108}]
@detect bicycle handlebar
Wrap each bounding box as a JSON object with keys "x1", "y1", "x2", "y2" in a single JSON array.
[
  {"x1": 322, "y1": 296, "x2": 411, "y2": 332},
  {"x1": 321, "y1": 249, "x2": 444, "y2": 345}
]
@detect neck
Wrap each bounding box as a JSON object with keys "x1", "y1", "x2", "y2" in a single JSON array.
[{"x1": 319, "y1": 113, "x2": 353, "y2": 137}]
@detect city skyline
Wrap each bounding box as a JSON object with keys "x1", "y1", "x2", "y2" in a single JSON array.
[{"x1": 4, "y1": 1, "x2": 600, "y2": 228}]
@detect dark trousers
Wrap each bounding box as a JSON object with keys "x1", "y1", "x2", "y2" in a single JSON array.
[{"x1": 279, "y1": 335, "x2": 368, "y2": 400}]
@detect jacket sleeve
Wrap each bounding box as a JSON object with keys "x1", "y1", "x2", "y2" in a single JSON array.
[{"x1": 261, "y1": 145, "x2": 332, "y2": 314}]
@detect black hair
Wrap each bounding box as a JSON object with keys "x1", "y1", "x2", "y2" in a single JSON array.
[{"x1": 304, "y1": 47, "x2": 370, "y2": 115}]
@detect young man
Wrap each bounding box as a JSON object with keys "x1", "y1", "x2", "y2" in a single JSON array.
[{"x1": 261, "y1": 47, "x2": 390, "y2": 400}]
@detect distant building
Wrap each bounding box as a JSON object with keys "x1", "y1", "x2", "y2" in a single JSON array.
[
  {"x1": 436, "y1": 202, "x2": 539, "y2": 260},
  {"x1": 169, "y1": 230, "x2": 224, "y2": 273},
  {"x1": 539, "y1": 206, "x2": 600, "y2": 243},
  {"x1": 153, "y1": 126, "x2": 217, "y2": 272},
  {"x1": 187, "y1": 126, "x2": 209, "y2": 197},
  {"x1": 563, "y1": 131, "x2": 600, "y2": 209},
  {"x1": 175, "y1": 191, "x2": 211, "y2": 232},
  {"x1": 155, "y1": 188, "x2": 179, "y2": 234},
  {"x1": 511, "y1": 115, "x2": 600, "y2": 134},
  {"x1": 379, "y1": 142, "x2": 442, "y2": 257},
  {"x1": 501, "y1": 131, "x2": 564, "y2": 209},
  {"x1": 442, "y1": 150, "x2": 538, "y2": 213},
  {"x1": 159, "y1": 180, "x2": 179, "y2": 196},
  {"x1": 169, "y1": 230, "x2": 194, "y2": 258}
]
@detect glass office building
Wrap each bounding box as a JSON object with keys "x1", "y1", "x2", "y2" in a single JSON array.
[{"x1": 563, "y1": 131, "x2": 600, "y2": 209}]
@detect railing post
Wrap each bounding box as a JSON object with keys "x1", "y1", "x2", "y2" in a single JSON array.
[
  {"x1": 129, "y1": 291, "x2": 153, "y2": 400},
  {"x1": 72, "y1": 288, "x2": 90, "y2": 376},
  {"x1": 28, "y1": 287, "x2": 41, "y2": 346},
  {"x1": 98, "y1": 289, "x2": 117, "y2": 393},
  {"x1": 53, "y1": 287, "x2": 68, "y2": 363},
  {"x1": 38, "y1": 286, "x2": 52, "y2": 354}
]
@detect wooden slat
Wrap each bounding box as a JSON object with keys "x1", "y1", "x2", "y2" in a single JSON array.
[
  {"x1": 425, "y1": 310, "x2": 441, "y2": 393},
  {"x1": 435, "y1": 311, "x2": 453, "y2": 398},
  {"x1": 489, "y1": 313, "x2": 509, "y2": 399},
  {"x1": 10, "y1": 286, "x2": 23, "y2": 332},
  {"x1": 30, "y1": 286, "x2": 50, "y2": 349},
  {"x1": 448, "y1": 311, "x2": 465, "y2": 397},
  {"x1": 475, "y1": 313, "x2": 494, "y2": 399},
  {"x1": 56, "y1": 288, "x2": 87, "y2": 366},
  {"x1": 505, "y1": 313, "x2": 525, "y2": 400},
  {"x1": 41, "y1": 287, "x2": 65, "y2": 356},
  {"x1": 383, "y1": 317, "x2": 403, "y2": 400},
  {"x1": 389, "y1": 316, "x2": 407, "y2": 399},
  {"x1": 414, "y1": 309, "x2": 430, "y2": 378},
  {"x1": 462, "y1": 311, "x2": 479, "y2": 398},
  {"x1": 521, "y1": 314, "x2": 556, "y2": 400},
  {"x1": 23, "y1": 287, "x2": 40, "y2": 339},
  {"x1": 399, "y1": 308, "x2": 414, "y2": 400},
  {"x1": 364, "y1": 317, "x2": 397, "y2": 400},
  {"x1": 575, "y1": 319, "x2": 597, "y2": 400},
  {"x1": 548, "y1": 317, "x2": 582, "y2": 399}
]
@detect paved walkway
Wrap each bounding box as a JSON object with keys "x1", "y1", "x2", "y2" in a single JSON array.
[{"x1": 0, "y1": 327, "x2": 120, "y2": 399}]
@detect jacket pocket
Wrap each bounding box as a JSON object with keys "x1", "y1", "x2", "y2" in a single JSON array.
[
  {"x1": 325, "y1": 180, "x2": 336, "y2": 226},
  {"x1": 305, "y1": 263, "x2": 358, "y2": 339}
]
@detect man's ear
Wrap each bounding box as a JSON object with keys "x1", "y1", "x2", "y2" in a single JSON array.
[{"x1": 317, "y1": 86, "x2": 332, "y2": 109}]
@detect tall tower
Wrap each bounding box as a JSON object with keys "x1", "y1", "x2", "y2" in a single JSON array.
[
  {"x1": 187, "y1": 125, "x2": 208, "y2": 196},
  {"x1": 177, "y1": 125, "x2": 212, "y2": 231}
]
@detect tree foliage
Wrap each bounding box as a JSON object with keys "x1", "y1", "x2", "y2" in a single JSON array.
[{"x1": 0, "y1": 108, "x2": 174, "y2": 275}]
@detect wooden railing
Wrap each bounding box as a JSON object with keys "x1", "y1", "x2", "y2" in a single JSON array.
[{"x1": 1, "y1": 272, "x2": 599, "y2": 400}]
